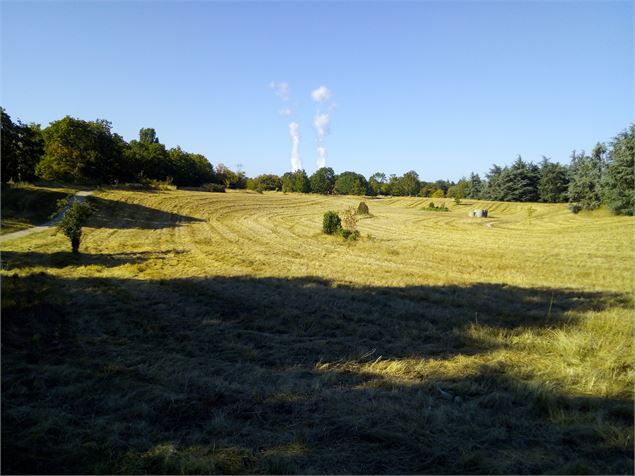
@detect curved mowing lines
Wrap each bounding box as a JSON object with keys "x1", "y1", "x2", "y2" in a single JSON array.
[{"x1": 80, "y1": 190, "x2": 634, "y2": 293}]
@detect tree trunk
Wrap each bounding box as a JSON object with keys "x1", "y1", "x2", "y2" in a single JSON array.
[{"x1": 71, "y1": 236, "x2": 80, "y2": 254}]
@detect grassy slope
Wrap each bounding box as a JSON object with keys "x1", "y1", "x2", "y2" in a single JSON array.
[
  {"x1": 1, "y1": 183, "x2": 77, "y2": 234},
  {"x1": 1, "y1": 189, "x2": 633, "y2": 474}
]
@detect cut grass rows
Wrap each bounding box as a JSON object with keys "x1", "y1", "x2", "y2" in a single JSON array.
[{"x1": 1, "y1": 187, "x2": 633, "y2": 474}]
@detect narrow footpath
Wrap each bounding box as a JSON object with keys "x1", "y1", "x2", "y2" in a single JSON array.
[{"x1": 0, "y1": 190, "x2": 95, "y2": 243}]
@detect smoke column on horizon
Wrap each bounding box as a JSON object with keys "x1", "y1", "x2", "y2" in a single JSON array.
[
  {"x1": 288, "y1": 121, "x2": 302, "y2": 171},
  {"x1": 270, "y1": 81, "x2": 303, "y2": 171},
  {"x1": 311, "y1": 85, "x2": 333, "y2": 169}
]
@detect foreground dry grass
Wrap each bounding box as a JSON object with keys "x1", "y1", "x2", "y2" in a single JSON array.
[{"x1": 2, "y1": 188, "x2": 633, "y2": 474}]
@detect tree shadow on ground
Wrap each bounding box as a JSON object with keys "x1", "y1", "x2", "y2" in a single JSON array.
[
  {"x1": 1, "y1": 186, "x2": 72, "y2": 232},
  {"x1": 1, "y1": 273, "x2": 633, "y2": 474},
  {"x1": 85, "y1": 196, "x2": 205, "y2": 229},
  {"x1": 0, "y1": 250, "x2": 184, "y2": 270}
]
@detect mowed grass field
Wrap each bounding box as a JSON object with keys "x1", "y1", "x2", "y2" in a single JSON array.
[{"x1": 2, "y1": 187, "x2": 634, "y2": 474}]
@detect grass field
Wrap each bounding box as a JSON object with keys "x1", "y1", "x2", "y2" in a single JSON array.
[{"x1": 2, "y1": 187, "x2": 633, "y2": 474}]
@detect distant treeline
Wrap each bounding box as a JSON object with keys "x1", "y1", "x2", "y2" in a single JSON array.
[{"x1": 1, "y1": 108, "x2": 632, "y2": 215}]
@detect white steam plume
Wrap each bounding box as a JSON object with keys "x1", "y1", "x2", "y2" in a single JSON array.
[
  {"x1": 316, "y1": 146, "x2": 327, "y2": 169},
  {"x1": 311, "y1": 86, "x2": 334, "y2": 169},
  {"x1": 288, "y1": 121, "x2": 302, "y2": 171}
]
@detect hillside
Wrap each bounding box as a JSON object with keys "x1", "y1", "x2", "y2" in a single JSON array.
[{"x1": 1, "y1": 188, "x2": 633, "y2": 474}]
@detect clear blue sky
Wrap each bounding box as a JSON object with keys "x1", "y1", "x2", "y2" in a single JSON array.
[{"x1": 2, "y1": 1, "x2": 633, "y2": 181}]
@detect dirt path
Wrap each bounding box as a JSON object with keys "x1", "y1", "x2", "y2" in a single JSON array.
[{"x1": 0, "y1": 190, "x2": 95, "y2": 243}]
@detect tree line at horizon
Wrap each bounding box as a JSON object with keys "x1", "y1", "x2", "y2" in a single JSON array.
[{"x1": 1, "y1": 108, "x2": 633, "y2": 215}]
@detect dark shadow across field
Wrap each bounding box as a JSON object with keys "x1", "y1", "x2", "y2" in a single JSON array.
[
  {"x1": 1, "y1": 186, "x2": 72, "y2": 233},
  {"x1": 0, "y1": 250, "x2": 181, "y2": 270},
  {"x1": 86, "y1": 196, "x2": 204, "y2": 229},
  {"x1": 2, "y1": 273, "x2": 633, "y2": 474}
]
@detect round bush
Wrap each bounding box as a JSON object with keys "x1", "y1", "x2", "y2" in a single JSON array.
[
  {"x1": 322, "y1": 211, "x2": 341, "y2": 234},
  {"x1": 357, "y1": 201, "x2": 369, "y2": 215}
]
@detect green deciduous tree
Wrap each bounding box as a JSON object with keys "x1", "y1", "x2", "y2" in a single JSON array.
[
  {"x1": 167, "y1": 147, "x2": 215, "y2": 186},
  {"x1": 216, "y1": 164, "x2": 247, "y2": 189},
  {"x1": 281, "y1": 170, "x2": 310, "y2": 193},
  {"x1": 36, "y1": 116, "x2": 127, "y2": 183},
  {"x1": 447, "y1": 179, "x2": 468, "y2": 201},
  {"x1": 309, "y1": 167, "x2": 336, "y2": 194},
  {"x1": 334, "y1": 171, "x2": 368, "y2": 195},
  {"x1": 393, "y1": 170, "x2": 421, "y2": 196},
  {"x1": 139, "y1": 128, "x2": 159, "y2": 144},
  {"x1": 247, "y1": 174, "x2": 282, "y2": 192},
  {"x1": 368, "y1": 172, "x2": 387, "y2": 196},
  {"x1": 1, "y1": 108, "x2": 45, "y2": 182},
  {"x1": 56, "y1": 200, "x2": 94, "y2": 254}
]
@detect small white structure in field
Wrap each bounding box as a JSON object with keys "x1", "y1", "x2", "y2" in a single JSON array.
[{"x1": 469, "y1": 209, "x2": 488, "y2": 218}]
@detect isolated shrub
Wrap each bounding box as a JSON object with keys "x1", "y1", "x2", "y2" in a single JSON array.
[
  {"x1": 202, "y1": 183, "x2": 226, "y2": 193},
  {"x1": 340, "y1": 229, "x2": 360, "y2": 241},
  {"x1": 341, "y1": 206, "x2": 358, "y2": 230},
  {"x1": 425, "y1": 202, "x2": 449, "y2": 212},
  {"x1": 56, "y1": 200, "x2": 94, "y2": 253},
  {"x1": 322, "y1": 211, "x2": 341, "y2": 234},
  {"x1": 357, "y1": 201, "x2": 369, "y2": 215}
]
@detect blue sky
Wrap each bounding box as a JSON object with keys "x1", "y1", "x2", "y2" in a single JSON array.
[{"x1": 2, "y1": 1, "x2": 633, "y2": 181}]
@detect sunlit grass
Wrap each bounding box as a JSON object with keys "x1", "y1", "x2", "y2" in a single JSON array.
[{"x1": 1, "y1": 187, "x2": 633, "y2": 474}]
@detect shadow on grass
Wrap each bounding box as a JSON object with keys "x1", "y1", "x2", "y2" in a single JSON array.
[
  {"x1": 2, "y1": 273, "x2": 633, "y2": 474},
  {"x1": 85, "y1": 196, "x2": 205, "y2": 229},
  {"x1": 0, "y1": 250, "x2": 184, "y2": 270},
  {"x1": 1, "y1": 185, "x2": 72, "y2": 232}
]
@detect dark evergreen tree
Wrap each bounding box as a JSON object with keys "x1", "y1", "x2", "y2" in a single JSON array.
[
  {"x1": 603, "y1": 124, "x2": 634, "y2": 215},
  {"x1": 568, "y1": 144, "x2": 606, "y2": 212},
  {"x1": 538, "y1": 157, "x2": 569, "y2": 203},
  {"x1": 465, "y1": 173, "x2": 484, "y2": 199},
  {"x1": 495, "y1": 156, "x2": 540, "y2": 202},
  {"x1": 483, "y1": 164, "x2": 504, "y2": 200}
]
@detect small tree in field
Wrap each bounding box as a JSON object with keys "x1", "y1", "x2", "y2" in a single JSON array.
[
  {"x1": 57, "y1": 201, "x2": 93, "y2": 253},
  {"x1": 322, "y1": 211, "x2": 341, "y2": 234}
]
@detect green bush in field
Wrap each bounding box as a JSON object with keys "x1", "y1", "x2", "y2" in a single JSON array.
[
  {"x1": 425, "y1": 202, "x2": 449, "y2": 212},
  {"x1": 340, "y1": 229, "x2": 360, "y2": 241},
  {"x1": 322, "y1": 211, "x2": 341, "y2": 234},
  {"x1": 56, "y1": 200, "x2": 94, "y2": 254}
]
